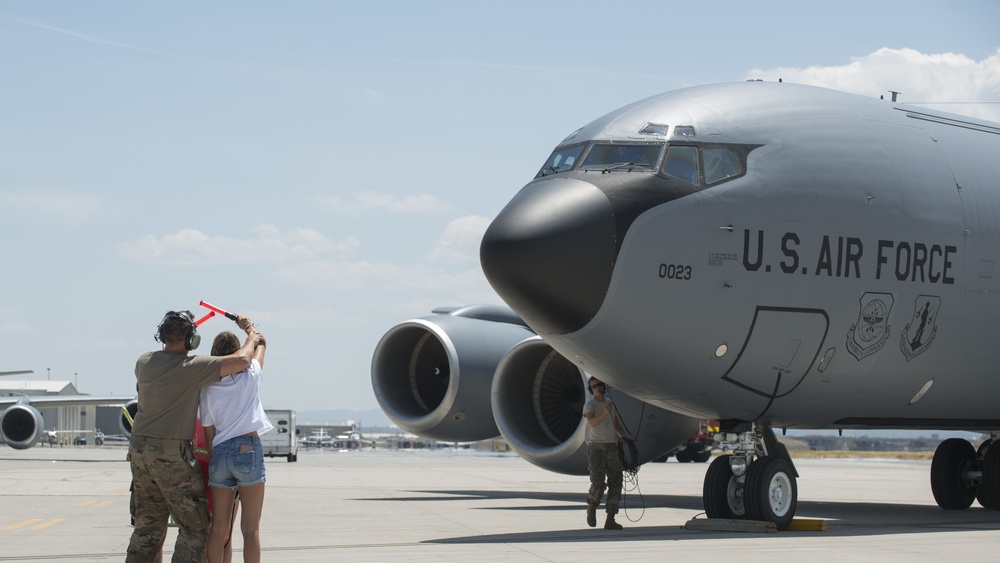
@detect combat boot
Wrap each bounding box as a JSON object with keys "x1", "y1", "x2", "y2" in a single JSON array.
[
  {"x1": 604, "y1": 514, "x2": 623, "y2": 530},
  {"x1": 586, "y1": 504, "x2": 596, "y2": 527}
]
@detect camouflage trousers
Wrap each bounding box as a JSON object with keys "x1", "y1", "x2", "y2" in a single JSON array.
[
  {"x1": 126, "y1": 436, "x2": 210, "y2": 563},
  {"x1": 587, "y1": 442, "x2": 623, "y2": 514}
]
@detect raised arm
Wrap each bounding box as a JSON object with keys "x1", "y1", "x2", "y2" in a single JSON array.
[
  {"x1": 253, "y1": 335, "x2": 266, "y2": 368},
  {"x1": 219, "y1": 316, "x2": 265, "y2": 376},
  {"x1": 584, "y1": 401, "x2": 612, "y2": 427}
]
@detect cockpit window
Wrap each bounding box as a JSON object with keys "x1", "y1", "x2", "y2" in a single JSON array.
[
  {"x1": 581, "y1": 144, "x2": 662, "y2": 171},
  {"x1": 560, "y1": 127, "x2": 583, "y2": 145},
  {"x1": 674, "y1": 125, "x2": 696, "y2": 137},
  {"x1": 663, "y1": 145, "x2": 699, "y2": 184},
  {"x1": 703, "y1": 147, "x2": 741, "y2": 184},
  {"x1": 537, "y1": 144, "x2": 585, "y2": 177},
  {"x1": 537, "y1": 141, "x2": 747, "y2": 186},
  {"x1": 638, "y1": 123, "x2": 669, "y2": 136}
]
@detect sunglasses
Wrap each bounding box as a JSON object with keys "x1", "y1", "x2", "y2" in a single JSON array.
[{"x1": 589, "y1": 384, "x2": 604, "y2": 389}]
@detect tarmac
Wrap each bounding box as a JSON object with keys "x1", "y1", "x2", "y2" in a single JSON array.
[{"x1": 2, "y1": 445, "x2": 999, "y2": 562}]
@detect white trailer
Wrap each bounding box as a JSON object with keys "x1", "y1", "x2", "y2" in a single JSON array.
[{"x1": 261, "y1": 409, "x2": 298, "y2": 462}]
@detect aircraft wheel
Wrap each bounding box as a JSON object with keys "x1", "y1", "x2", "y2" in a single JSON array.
[
  {"x1": 976, "y1": 441, "x2": 993, "y2": 508},
  {"x1": 703, "y1": 455, "x2": 745, "y2": 519},
  {"x1": 978, "y1": 441, "x2": 1000, "y2": 509},
  {"x1": 930, "y1": 438, "x2": 977, "y2": 509},
  {"x1": 675, "y1": 449, "x2": 693, "y2": 463},
  {"x1": 694, "y1": 449, "x2": 712, "y2": 463},
  {"x1": 745, "y1": 456, "x2": 797, "y2": 530}
]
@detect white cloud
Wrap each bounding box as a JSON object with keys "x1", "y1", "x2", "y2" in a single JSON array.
[
  {"x1": 117, "y1": 222, "x2": 494, "y2": 296},
  {"x1": 748, "y1": 48, "x2": 1000, "y2": 122},
  {"x1": 428, "y1": 215, "x2": 492, "y2": 264},
  {"x1": 0, "y1": 189, "x2": 101, "y2": 225},
  {"x1": 316, "y1": 190, "x2": 456, "y2": 214},
  {"x1": 119, "y1": 225, "x2": 359, "y2": 266}
]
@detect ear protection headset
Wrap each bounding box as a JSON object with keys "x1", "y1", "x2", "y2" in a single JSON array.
[{"x1": 155, "y1": 310, "x2": 201, "y2": 350}]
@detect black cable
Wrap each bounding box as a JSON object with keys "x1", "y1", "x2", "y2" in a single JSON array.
[
  {"x1": 621, "y1": 452, "x2": 645, "y2": 523},
  {"x1": 607, "y1": 389, "x2": 645, "y2": 522}
]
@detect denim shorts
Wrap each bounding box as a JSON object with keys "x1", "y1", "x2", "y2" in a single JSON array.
[{"x1": 208, "y1": 435, "x2": 265, "y2": 489}]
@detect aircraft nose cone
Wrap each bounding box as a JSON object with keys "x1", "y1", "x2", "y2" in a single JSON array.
[{"x1": 481, "y1": 178, "x2": 615, "y2": 335}]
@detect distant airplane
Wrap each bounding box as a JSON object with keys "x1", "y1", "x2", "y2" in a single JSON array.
[
  {"x1": 299, "y1": 428, "x2": 332, "y2": 448},
  {"x1": 378, "y1": 81, "x2": 1000, "y2": 529},
  {"x1": 332, "y1": 430, "x2": 374, "y2": 450},
  {"x1": 0, "y1": 371, "x2": 34, "y2": 377},
  {"x1": 0, "y1": 394, "x2": 132, "y2": 449}
]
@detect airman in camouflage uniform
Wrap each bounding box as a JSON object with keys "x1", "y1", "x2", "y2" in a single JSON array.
[
  {"x1": 127, "y1": 310, "x2": 263, "y2": 562},
  {"x1": 587, "y1": 442, "x2": 623, "y2": 516},
  {"x1": 582, "y1": 376, "x2": 630, "y2": 530},
  {"x1": 128, "y1": 437, "x2": 210, "y2": 561}
]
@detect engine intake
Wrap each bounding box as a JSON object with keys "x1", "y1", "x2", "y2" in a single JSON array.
[
  {"x1": 371, "y1": 308, "x2": 534, "y2": 442},
  {"x1": 120, "y1": 399, "x2": 138, "y2": 439},
  {"x1": 493, "y1": 337, "x2": 700, "y2": 475},
  {"x1": 0, "y1": 403, "x2": 44, "y2": 450}
]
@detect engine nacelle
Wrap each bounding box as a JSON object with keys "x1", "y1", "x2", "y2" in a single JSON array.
[
  {"x1": 0, "y1": 403, "x2": 44, "y2": 450},
  {"x1": 492, "y1": 337, "x2": 700, "y2": 475},
  {"x1": 120, "y1": 399, "x2": 138, "y2": 439},
  {"x1": 371, "y1": 305, "x2": 535, "y2": 442}
]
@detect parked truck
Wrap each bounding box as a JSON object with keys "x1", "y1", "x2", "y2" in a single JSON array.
[
  {"x1": 653, "y1": 419, "x2": 718, "y2": 463},
  {"x1": 261, "y1": 409, "x2": 299, "y2": 462}
]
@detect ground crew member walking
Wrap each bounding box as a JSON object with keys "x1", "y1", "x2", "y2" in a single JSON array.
[{"x1": 582, "y1": 376, "x2": 630, "y2": 530}]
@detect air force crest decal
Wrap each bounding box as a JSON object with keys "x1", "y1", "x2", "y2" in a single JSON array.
[
  {"x1": 900, "y1": 295, "x2": 941, "y2": 361},
  {"x1": 847, "y1": 292, "x2": 893, "y2": 361}
]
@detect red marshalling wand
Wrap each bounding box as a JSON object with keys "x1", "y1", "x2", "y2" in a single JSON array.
[{"x1": 199, "y1": 300, "x2": 239, "y2": 321}]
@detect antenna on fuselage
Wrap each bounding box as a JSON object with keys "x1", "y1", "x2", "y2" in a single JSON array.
[{"x1": 889, "y1": 90, "x2": 902, "y2": 102}]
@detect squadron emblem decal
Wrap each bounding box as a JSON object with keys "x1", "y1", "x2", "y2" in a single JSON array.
[
  {"x1": 847, "y1": 292, "x2": 894, "y2": 361},
  {"x1": 900, "y1": 295, "x2": 941, "y2": 361}
]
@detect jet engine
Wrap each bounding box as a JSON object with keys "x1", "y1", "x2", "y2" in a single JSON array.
[
  {"x1": 0, "y1": 403, "x2": 44, "y2": 449},
  {"x1": 371, "y1": 305, "x2": 534, "y2": 442},
  {"x1": 120, "y1": 399, "x2": 138, "y2": 439},
  {"x1": 492, "y1": 337, "x2": 700, "y2": 475}
]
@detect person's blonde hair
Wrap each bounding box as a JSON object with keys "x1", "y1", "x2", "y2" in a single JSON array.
[{"x1": 211, "y1": 331, "x2": 240, "y2": 357}]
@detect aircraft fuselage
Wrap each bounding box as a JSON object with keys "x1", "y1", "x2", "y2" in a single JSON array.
[{"x1": 481, "y1": 81, "x2": 1000, "y2": 431}]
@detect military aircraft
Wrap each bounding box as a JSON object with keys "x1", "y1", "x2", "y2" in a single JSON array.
[
  {"x1": 1, "y1": 371, "x2": 134, "y2": 449},
  {"x1": 376, "y1": 80, "x2": 1000, "y2": 529},
  {"x1": 0, "y1": 394, "x2": 133, "y2": 449},
  {"x1": 0, "y1": 395, "x2": 137, "y2": 450}
]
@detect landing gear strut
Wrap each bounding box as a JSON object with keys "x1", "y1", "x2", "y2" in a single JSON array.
[{"x1": 702, "y1": 422, "x2": 798, "y2": 530}]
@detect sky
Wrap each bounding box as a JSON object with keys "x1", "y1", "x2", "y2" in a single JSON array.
[{"x1": 1, "y1": 1, "x2": 998, "y2": 415}]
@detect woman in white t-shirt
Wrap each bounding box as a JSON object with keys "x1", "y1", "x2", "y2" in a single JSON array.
[{"x1": 200, "y1": 328, "x2": 271, "y2": 563}]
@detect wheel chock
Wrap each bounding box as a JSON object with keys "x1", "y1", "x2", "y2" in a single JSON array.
[
  {"x1": 684, "y1": 517, "x2": 777, "y2": 533},
  {"x1": 784, "y1": 518, "x2": 828, "y2": 532},
  {"x1": 685, "y1": 517, "x2": 827, "y2": 533}
]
